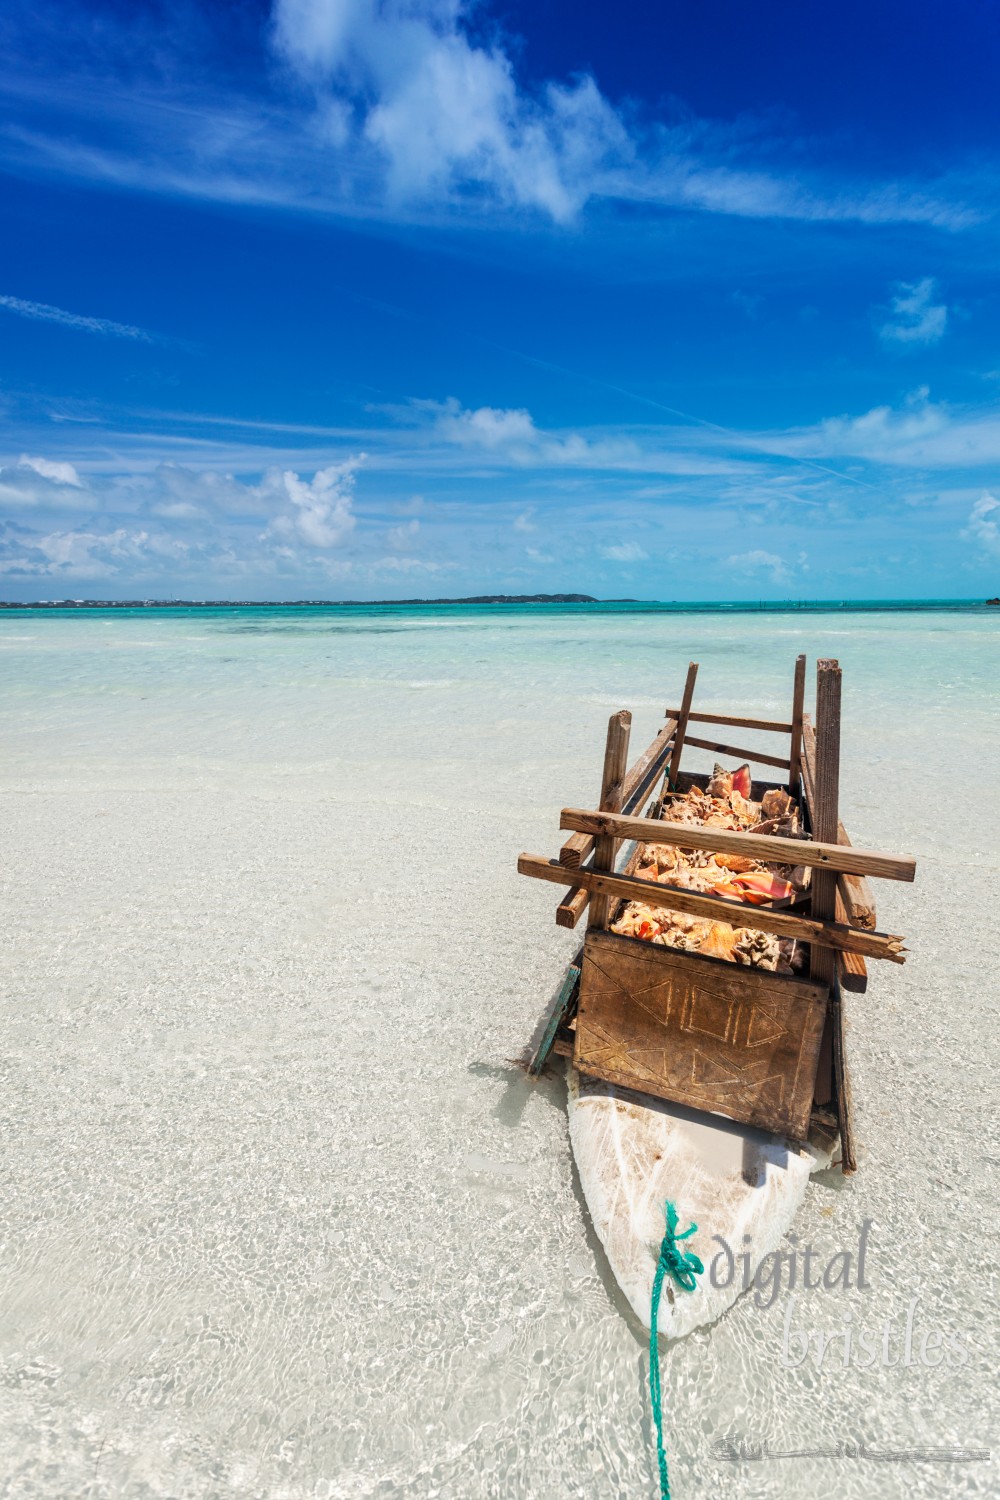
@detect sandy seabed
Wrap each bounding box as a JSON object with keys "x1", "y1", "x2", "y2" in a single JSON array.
[{"x1": 1, "y1": 606, "x2": 997, "y2": 1499}]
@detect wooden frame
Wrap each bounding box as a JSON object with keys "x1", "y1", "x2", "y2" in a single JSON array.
[{"x1": 518, "y1": 658, "x2": 914, "y2": 1165}]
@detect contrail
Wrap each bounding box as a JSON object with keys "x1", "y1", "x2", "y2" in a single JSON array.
[{"x1": 0, "y1": 294, "x2": 152, "y2": 342}]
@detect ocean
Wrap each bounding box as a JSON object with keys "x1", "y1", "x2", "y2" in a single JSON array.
[{"x1": 1, "y1": 602, "x2": 997, "y2": 1499}]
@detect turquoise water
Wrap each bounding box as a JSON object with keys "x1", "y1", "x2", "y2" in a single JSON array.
[{"x1": 1, "y1": 604, "x2": 997, "y2": 1498}]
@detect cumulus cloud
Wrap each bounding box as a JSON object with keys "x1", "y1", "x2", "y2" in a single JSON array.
[
  {"x1": 18, "y1": 454, "x2": 84, "y2": 487},
  {"x1": 879, "y1": 278, "x2": 948, "y2": 347},
  {"x1": 0, "y1": 455, "x2": 89, "y2": 509},
  {"x1": 418, "y1": 397, "x2": 646, "y2": 468},
  {"x1": 963, "y1": 493, "x2": 999, "y2": 554},
  {"x1": 272, "y1": 0, "x2": 630, "y2": 222},
  {"x1": 261, "y1": 457, "x2": 362, "y2": 547},
  {"x1": 725, "y1": 548, "x2": 792, "y2": 584},
  {"x1": 263, "y1": 1, "x2": 973, "y2": 228},
  {"x1": 0, "y1": 524, "x2": 162, "y2": 579},
  {"x1": 770, "y1": 389, "x2": 1000, "y2": 470}
]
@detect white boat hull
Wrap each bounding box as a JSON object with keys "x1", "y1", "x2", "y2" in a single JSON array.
[{"x1": 567, "y1": 1066, "x2": 833, "y2": 1336}]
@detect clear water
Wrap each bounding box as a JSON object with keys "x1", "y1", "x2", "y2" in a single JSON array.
[{"x1": 1, "y1": 604, "x2": 997, "y2": 1499}]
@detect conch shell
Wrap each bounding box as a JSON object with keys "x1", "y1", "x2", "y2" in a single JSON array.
[
  {"x1": 731, "y1": 763, "x2": 752, "y2": 799},
  {"x1": 713, "y1": 851, "x2": 756, "y2": 873},
  {"x1": 761, "y1": 787, "x2": 794, "y2": 820},
  {"x1": 699, "y1": 922, "x2": 738, "y2": 961},
  {"x1": 706, "y1": 763, "x2": 733, "y2": 799}
]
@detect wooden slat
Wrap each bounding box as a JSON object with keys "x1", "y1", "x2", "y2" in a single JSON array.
[
  {"x1": 558, "y1": 831, "x2": 593, "y2": 872},
  {"x1": 837, "y1": 882, "x2": 868, "y2": 992},
  {"x1": 666, "y1": 661, "x2": 699, "y2": 789},
  {"x1": 526, "y1": 962, "x2": 582, "y2": 1074},
  {"x1": 556, "y1": 884, "x2": 589, "y2": 928},
  {"x1": 559, "y1": 717, "x2": 677, "y2": 869},
  {"x1": 788, "y1": 653, "x2": 806, "y2": 792},
  {"x1": 808, "y1": 660, "x2": 842, "y2": 990},
  {"x1": 518, "y1": 854, "x2": 907, "y2": 962},
  {"x1": 838, "y1": 949, "x2": 868, "y2": 993},
  {"x1": 558, "y1": 808, "x2": 915, "y2": 882},
  {"x1": 663, "y1": 709, "x2": 793, "y2": 734},
  {"x1": 831, "y1": 986, "x2": 858, "y2": 1173},
  {"x1": 681, "y1": 735, "x2": 791, "y2": 771},
  {"x1": 588, "y1": 710, "x2": 632, "y2": 931},
  {"x1": 801, "y1": 717, "x2": 877, "y2": 930},
  {"x1": 621, "y1": 717, "x2": 678, "y2": 815},
  {"x1": 837, "y1": 835, "x2": 877, "y2": 930}
]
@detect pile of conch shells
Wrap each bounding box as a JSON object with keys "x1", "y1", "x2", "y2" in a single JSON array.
[{"x1": 610, "y1": 761, "x2": 810, "y2": 974}]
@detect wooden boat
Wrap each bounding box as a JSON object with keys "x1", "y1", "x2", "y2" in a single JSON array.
[{"x1": 518, "y1": 656, "x2": 915, "y2": 1335}]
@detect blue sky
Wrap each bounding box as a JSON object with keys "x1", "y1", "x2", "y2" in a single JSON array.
[{"x1": 1, "y1": 0, "x2": 999, "y2": 600}]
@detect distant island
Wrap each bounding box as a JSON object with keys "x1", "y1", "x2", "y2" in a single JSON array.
[{"x1": 0, "y1": 594, "x2": 641, "y2": 609}]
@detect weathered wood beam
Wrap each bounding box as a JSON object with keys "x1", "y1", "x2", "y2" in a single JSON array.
[
  {"x1": 788, "y1": 653, "x2": 806, "y2": 793},
  {"x1": 556, "y1": 885, "x2": 589, "y2": 928},
  {"x1": 831, "y1": 984, "x2": 858, "y2": 1173},
  {"x1": 525, "y1": 961, "x2": 582, "y2": 1075},
  {"x1": 808, "y1": 660, "x2": 843, "y2": 990},
  {"x1": 559, "y1": 716, "x2": 677, "y2": 870},
  {"x1": 663, "y1": 709, "x2": 793, "y2": 734},
  {"x1": 666, "y1": 661, "x2": 699, "y2": 789},
  {"x1": 559, "y1": 808, "x2": 915, "y2": 882},
  {"x1": 801, "y1": 716, "x2": 877, "y2": 928},
  {"x1": 518, "y1": 854, "x2": 907, "y2": 962},
  {"x1": 681, "y1": 735, "x2": 792, "y2": 771},
  {"x1": 587, "y1": 710, "x2": 632, "y2": 931}
]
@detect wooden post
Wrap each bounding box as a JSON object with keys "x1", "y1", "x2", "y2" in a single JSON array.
[
  {"x1": 788, "y1": 653, "x2": 806, "y2": 794},
  {"x1": 666, "y1": 661, "x2": 698, "y2": 790},
  {"x1": 809, "y1": 659, "x2": 842, "y2": 987},
  {"x1": 809, "y1": 658, "x2": 856, "y2": 1169},
  {"x1": 587, "y1": 710, "x2": 632, "y2": 931}
]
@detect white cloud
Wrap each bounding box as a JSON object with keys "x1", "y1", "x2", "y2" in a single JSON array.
[
  {"x1": 18, "y1": 454, "x2": 84, "y2": 487},
  {"x1": 513, "y1": 509, "x2": 536, "y2": 532},
  {"x1": 0, "y1": 526, "x2": 158, "y2": 579},
  {"x1": 725, "y1": 548, "x2": 792, "y2": 584},
  {"x1": 272, "y1": 0, "x2": 629, "y2": 223},
  {"x1": 879, "y1": 278, "x2": 948, "y2": 347},
  {"x1": 0, "y1": 294, "x2": 152, "y2": 342},
  {"x1": 262, "y1": 457, "x2": 362, "y2": 548},
  {"x1": 602, "y1": 541, "x2": 647, "y2": 562},
  {"x1": 418, "y1": 397, "x2": 653, "y2": 469},
  {"x1": 963, "y1": 493, "x2": 1000, "y2": 554},
  {"x1": 0, "y1": 456, "x2": 89, "y2": 509},
  {"x1": 771, "y1": 390, "x2": 1000, "y2": 470}
]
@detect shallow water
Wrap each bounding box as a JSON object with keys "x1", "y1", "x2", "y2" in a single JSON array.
[{"x1": 1, "y1": 604, "x2": 997, "y2": 1499}]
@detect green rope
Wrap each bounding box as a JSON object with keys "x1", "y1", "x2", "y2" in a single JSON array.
[{"x1": 648, "y1": 1201, "x2": 704, "y2": 1500}]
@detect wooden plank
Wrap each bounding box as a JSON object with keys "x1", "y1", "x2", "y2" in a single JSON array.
[
  {"x1": 666, "y1": 661, "x2": 699, "y2": 789},
  {"x1": 831, "y1": 984, "x2": 858, "y2": 1173},
  {"x1": 588, "y1": 710, "x2": 632, "y2": 931},
  {"x1": 681, "y1": 735, "x2": 791, "y2": 771},
  {"x1": 559, "y1": 716, "x2": 677, "y2": 869},
  {"x1": 621, "y1": 717, "x2": 678, "y2": 815},
  {"x1": 788, "y1": 653, "x2": 806, "y2": 793},
  {"x1": 525, "y1": 962, "x2": 582, "y2": 1074},
  {"x1": 556, "y1": 885, "x2": 589, "y2": 928},
  {"x1": 836, "y1": 885, "x2": 868, "y2": 992},
  {"x1": 559, "y1": 808, "x2": 915, "y2": 882},
  {"x1": 808, "y1": 660, "x2": 842, "y2": 990},
  {"x1": 518, "y1": 854, "x2": 907, "y2": 962},
  {"x1": 663, "y1": 709, "x2": 793, "y2": 734},
  {"x1": 574, "y1": 928, "x2": 828, "y2": 1139},
  {"x1": 801, "y1": 718, "x2": 877, "y2": 930},
  {"x1": 838, "y1": 950, "x2": 868, "y2": 994}
]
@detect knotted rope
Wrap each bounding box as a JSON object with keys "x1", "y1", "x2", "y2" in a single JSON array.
[{"x1": 648, "y1": 1201, "x2": 704, "y2": 1500}]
